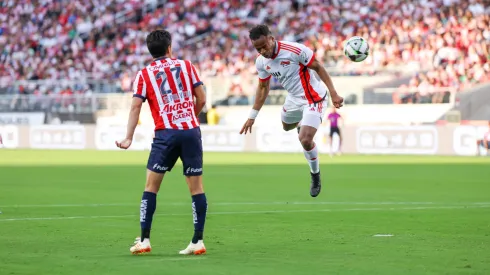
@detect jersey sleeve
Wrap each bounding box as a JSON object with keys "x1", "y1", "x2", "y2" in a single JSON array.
[
  {"x1": 132, "y1": 70, "x2": 146, "y2": 101},
  {"x1": 255, "y1": 57, "x2": 271, "y2": 82},
  {"x1": 189, "y1": 62, "x2": 204, "y2": 88},
  {"x1": 295, "y1": 43, "x2": 315, "y2": 67}
]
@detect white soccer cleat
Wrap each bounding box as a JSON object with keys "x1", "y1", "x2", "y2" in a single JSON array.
[
  {"x1": 130, "y1": 237, "x2": 152, "y2": 255},
  {"x1": 179, "y1": 240, "x2": 206, "y2": 255}
]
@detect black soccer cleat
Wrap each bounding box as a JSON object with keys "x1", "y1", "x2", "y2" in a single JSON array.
[{"x1": 310, "y1": 171, "x2": 321, "y2": 197}]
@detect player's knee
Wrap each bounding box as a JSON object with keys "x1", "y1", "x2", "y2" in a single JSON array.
[{"x1": 298, "y1": 133, "x2": 314, "y2": 149}]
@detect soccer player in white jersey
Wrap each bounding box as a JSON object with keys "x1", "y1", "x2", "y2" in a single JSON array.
[
  {"x1": 240, "y1": 25, "x2": 344, "y2": 197},
  {"x1": 116, "y1": 30, "x2": 208, "y2": 255}
]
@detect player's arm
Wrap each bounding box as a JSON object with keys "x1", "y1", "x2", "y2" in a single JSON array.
[
  {"x1": 189, "y1": 62, "x2": 206, "y2": 116},
  {"x1": 251, "y1": 57, "x2": 271, "y2": 116},
  {"x1": 193, "y1": 84, "x2": 206, "y2": 116},
  {"x1": 296, "y1": 43, "x2": 343, "y2": 108},
  {"x1": 308, "y1": 59, "x2": 343, "y2": 108},
  {"x1": 239, "y1": 59, "x2": 270, "y2": 135},
  {"x1": 117, "y1": 71, "x2": 146, "y2": 149},
  {"x1": 251, "y1": 77, "x2": 271, "y2": 115},
  {"x1": 126, "y1": 97, "x2": 143, "y2": 138}
]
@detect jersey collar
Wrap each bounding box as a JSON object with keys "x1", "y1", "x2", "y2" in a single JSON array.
[
  {"x1": 270, "y1": 41, "x2": 281, "y2": 60},
  {"x1": 154, "y1": 56, "x2": 169, "y2": 62}
]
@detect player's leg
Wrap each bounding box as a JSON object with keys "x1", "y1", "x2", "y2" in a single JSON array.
[
  {"x1": 282, "y1": 121, "x2": 300, "y2": 131},
  {"x1": 179, "y1": 127, "x2": 207, "y2": 255},
  {"x1": 328, "y1": 128, "x2": 334, "y2": 156},
  {"x1": 336, "y1": 128, "x2": 343, "y2": 155},
  {"x1": 476, "y1": 140, "x2": 487, "y2": 156},
  {"x1": 179, "y1": 175, "x2": 207, "y2": 255},
  {"x1": 130, "y1": 131, "x2": 179, "y2": 255},
  {"x1": 299, "y1": 101, "x2": 328, "y2": 197},
  {"x1": 281, "y1": 100, "x2": 303, "y2": 132},
  {"x1": 484, "y1": 141, "x2": 490, "y2": 156}
]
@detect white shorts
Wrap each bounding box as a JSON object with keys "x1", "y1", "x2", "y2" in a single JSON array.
[{"x1": 281, "y1": 96, "x2": 328, "y2": 129}]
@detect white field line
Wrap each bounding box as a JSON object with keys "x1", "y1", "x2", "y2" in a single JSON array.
[
  {"x1": 1, "y1": 201, "x2": 490, "y2": 208},
  {"x1": 0, "y1": 205, "x2": 489, "y2": 222},
  {"x1": 158, "y1": 257, "x2": 207, "y2": 261}
]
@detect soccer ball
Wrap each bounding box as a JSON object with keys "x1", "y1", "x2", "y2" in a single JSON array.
[{"x1": 343, "y1": 36, "x2": 369, "y2": 62}]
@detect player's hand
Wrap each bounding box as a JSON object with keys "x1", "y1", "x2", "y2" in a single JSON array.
[
  {"x1": 240, "y1": 119, "x2": 255, "y2": 135},
  {"x1": 116, "y1": 138, "x2": 132, "y2": 149},
  {"x1": 332, "y1": 94, "x2": 344, "y2": 108}
]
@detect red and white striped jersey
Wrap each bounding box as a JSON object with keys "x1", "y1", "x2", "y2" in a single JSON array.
[
  {"x1": 255, "y1": 41, "x2": 327, "y2": 104},
  {"x1": 133, "y1": 57, "x2": 203, "y2": 131}
]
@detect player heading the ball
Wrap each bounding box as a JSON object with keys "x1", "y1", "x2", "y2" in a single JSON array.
[{"x1": 240, "y1": 24, "x2": 344, "y2": 197}]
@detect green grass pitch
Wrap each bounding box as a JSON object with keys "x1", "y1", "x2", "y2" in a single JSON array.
[{"x1": 0, "y1": 150, "x2": 489, "y2": 275}]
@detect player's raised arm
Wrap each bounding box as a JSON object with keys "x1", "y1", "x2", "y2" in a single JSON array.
[
  {"x1": 308, "y1": 59, "x2": 343, "y2": 108},
  {"x1": 240, "y1": 59, "x2": 271, "y2": 135},
  {"x1": 298, "y1": 45, "x2": 343, "y2": 108}
]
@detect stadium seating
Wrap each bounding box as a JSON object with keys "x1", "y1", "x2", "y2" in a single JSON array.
[{"x1": 0, "y1": 0, "x2": 488, "y2": 106}]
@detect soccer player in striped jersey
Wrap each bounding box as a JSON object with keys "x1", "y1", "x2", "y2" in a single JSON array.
[
  {"x1": 240, "y1": 25, "x2": 344, "y2": 197},
  {"x1": 116, "y1": 30, "x2": 208, "y2": 255}
]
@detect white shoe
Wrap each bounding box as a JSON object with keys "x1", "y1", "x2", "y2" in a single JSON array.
[
  {"x1": 179, "y1": 240, "x2": 206, "y2": 255},
  {"x1": 130, "y1": 237, "x2": 152, "y2": 255}
]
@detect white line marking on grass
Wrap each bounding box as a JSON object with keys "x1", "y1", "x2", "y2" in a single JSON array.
[
  {"x1": 159, "y1": 257, "x2": 207, "y2": 261},
  {"x1": 373, "y1": 234, "x2": 394, "y2": 237},
  {"x1": 0, "y1": 203, "x2": 136, "y2": 208},
  {"x1": 2, "y1": 201, "x2": 490, "y2": 208},
  {"x1": 1, "y1": 205, "x2": 489, "y2": 222}
]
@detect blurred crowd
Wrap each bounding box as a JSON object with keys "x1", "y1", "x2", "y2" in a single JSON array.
[{"x1": 0, "y1": 0, "x2": 489, "y2": 105}]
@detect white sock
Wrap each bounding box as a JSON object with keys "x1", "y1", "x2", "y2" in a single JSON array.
[
  {"x1": 303, "y1": 144, "x2": 320, "y2": 173},
  {"x1": 479, "y1": 145, "x2": 487, "y2": 156}
]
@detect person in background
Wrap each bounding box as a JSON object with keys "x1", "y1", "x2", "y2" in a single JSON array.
[
  {"x1": 476, "y1": 121, "x2": 490, "y2": 156},
  {"x1": 207, "y1": 104, "x2": 220, "y2": 125},
  {"x1": 327, "y1": 107, "x2": 343, "y2": 156}
]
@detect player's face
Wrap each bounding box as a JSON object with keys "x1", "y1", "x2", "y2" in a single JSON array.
[{"x1": 252, "y1": 35, "x2": 275, "y2": 59}]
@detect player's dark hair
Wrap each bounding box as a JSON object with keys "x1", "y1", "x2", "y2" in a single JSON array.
[
  {"x1": 146, "y1": 30, "x2": 172, "y2": 58},
  {"x1": 249, "y1": 24, "x2": 271, "y2": 40}
]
